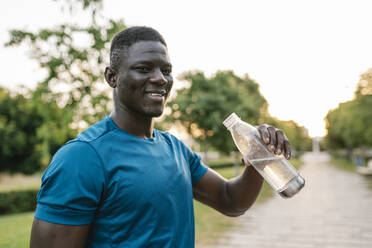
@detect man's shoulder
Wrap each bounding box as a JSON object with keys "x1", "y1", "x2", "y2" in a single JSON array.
[
  {"x1": 50, "y1": 117, "x2": 117, "y2": 164},
  {"x1": 155, "y1": 129, "x2": 180, "y2": 143},
  {"x1": 43, "y1": 140, "x2": 104, "y2": 182},
  {"x1": 53, "y1": 140, "x2": 99, "y2": 164},
  {"x1": 155, "y1": 129, "x2": 191, "y2": 150},
  {"x1": 77, "y1": 116, "x2": 117, "y2": 143}
]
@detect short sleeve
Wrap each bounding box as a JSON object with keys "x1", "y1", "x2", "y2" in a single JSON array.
[
  {"x1": 178, "y1": 141, "x2": 208, "y2": 185},
  {"x1": 35, "y1": 141, "x2": 105, "y2": 225},
  {"x1": 188, "y1": 151, "x2": 208, "y2": 185}
]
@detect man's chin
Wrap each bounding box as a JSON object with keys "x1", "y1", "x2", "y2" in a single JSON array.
[
  {"x1": 137, "y1": 105, "x2": 165, "y2": 118},
  {"x1": 150, "y1": 112, "x2": 163, "y2": 118},
  {"x1": 145, "y1": 109, "x2": 164, "y2": 118}
]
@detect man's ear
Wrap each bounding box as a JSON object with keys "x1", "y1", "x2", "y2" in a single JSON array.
[{"x1": 105, "y1": 67, "x2": 117, "y2": 88}]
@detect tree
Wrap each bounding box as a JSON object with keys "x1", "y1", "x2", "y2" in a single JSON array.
[
  {"x1": 324, "y1": 95, "x2": 372, "y2": 149},
  {"x1": 324, "y1": 68, "x2": 372, "y2": 150},
  {"x1": 164, "y1": 70, "x2": 312, "y2": 160},
  {"x1": 165, "y1": 70, "x2": 268, "y2": 156},
  {"x1": 2, "y1": 0, "x2": 126, "y2": 173},
  {"x1": 355, "y1": 68, "x2": 372, "y2": 97},
  {"x1": 5, "y1": 0, "x2": 126, "y2": 127},
  {"x1": 0, "y1": 87, "x2": 75, "y2": 174},
  {"x1": 263, "y1": 117, "x2": 312, "y2": 153},
  {"x1": 31, "y1": 89, "x2": 78, "y2": 168},
  {"x1": 0, "y1": 87, "x2": 40, "y2": 174}
]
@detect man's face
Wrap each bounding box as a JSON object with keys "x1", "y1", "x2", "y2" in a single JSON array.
[{"x1": 115, "y1": 41, "x2": 173, "y2": 118}]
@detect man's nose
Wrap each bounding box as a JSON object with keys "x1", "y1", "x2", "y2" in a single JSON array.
[{"x1": 149, "y1": 68, "x2": 167, "y2": 85}]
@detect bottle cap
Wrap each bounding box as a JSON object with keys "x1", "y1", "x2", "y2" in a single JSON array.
[{"x1": 223, "y1": 113, "x2": 240, "y2": 130}]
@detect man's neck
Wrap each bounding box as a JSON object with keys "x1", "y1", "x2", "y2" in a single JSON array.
[{"x1": 109, "y1": 109, "x2": 154, "y2": 139}]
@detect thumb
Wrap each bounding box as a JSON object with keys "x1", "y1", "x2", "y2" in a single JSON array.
[{"x1": 242, "y1": 157, "x2": 252, "y2": 167}]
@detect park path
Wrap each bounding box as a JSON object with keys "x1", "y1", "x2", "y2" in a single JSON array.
[{"x1": 199, "y1": 152, "x2": 372, "y2": 248}]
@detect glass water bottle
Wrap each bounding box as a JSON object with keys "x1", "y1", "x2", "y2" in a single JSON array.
[{"x1": 223, "y1": 113, "x2": 305, "y2": 198}]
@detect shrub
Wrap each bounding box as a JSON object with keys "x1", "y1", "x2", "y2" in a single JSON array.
[{"x1": 0, "y1": 189, "x2": 38, "y2": 215}]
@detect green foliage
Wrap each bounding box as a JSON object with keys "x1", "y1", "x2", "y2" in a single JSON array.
[
  {"x1": 324, "y1": 68, "x2": 372, "y2": 150},
  {"x1": 32, "y1": 92, "x2": 77, "y2": 167},
  {"x1": 355, "y1": 68, "x2": 372, "y2": 97},
  {"x1": 166, "y1": 71, "x2": 268, "y2": 154},
  {"x1": 330, "y1": 156, "x2": 356, "y2": 172},
  {"x1": 54, "y1": 0, "x2": 103, "y2": 11},
  {"x1": 0, "y1": 87, "x2": 75, "y2": 173},
  {"x1": 0, "y1": 88, "x2": 43, "y2": 174},
  {"x1": 0, "y1": 189, "x2": 38, "y2": 215},
  {"x1": 263, "y1": 117, "x2": 312, "y2": 152},
  {"x1": 165, "y1": 70, "x2": 311, "y2": 154},
  {"x1": 2, "y1": 0, "x2": 126, "y2": 173},
  {"x1": 5, "y1": 3, "x2": 126, "y2": 127},
  {"x1": 324, "y1": 95, "x2": 372, "y2": 149}
]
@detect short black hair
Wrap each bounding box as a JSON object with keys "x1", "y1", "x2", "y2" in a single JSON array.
[{"x1": 110, "y1": 26, "x2": 167, "y2": 70}]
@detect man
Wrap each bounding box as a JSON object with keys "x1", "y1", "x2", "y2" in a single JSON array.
[{"x1": 30, "y1": 26, "x2": 291, "y2": 248}]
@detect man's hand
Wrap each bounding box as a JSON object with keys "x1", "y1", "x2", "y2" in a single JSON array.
[
  {"x1": 243, "y1": 124, "x2": 291, "y2": 166},
  {"x1": 256, "y1": 124, "x2": 291, "y2": 159}
]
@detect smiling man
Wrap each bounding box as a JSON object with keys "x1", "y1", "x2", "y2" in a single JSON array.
[{"x1": 30, "y1": 26, "x2": 292, "y2": 248}]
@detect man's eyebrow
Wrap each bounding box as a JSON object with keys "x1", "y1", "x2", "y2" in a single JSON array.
[{"x1": 134, "y1": 60, "x2": 172, "y2": 67}]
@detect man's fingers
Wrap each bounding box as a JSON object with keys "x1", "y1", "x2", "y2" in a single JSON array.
[
  {"x1": 267, "y1": 126, "x2": 276, "y2": 152},
  {"x1": 257, "y1": 124, "x2": 291, "y2": 158},
  {"x1": 275, "y1": 130, "x2": 285, "y2": 155},
  {"x1": 257, "y1": 125, "x2": 270, "y2": 144},
  {"x1": 284, "y1": 140, "x2": 291, "y2": 159}
]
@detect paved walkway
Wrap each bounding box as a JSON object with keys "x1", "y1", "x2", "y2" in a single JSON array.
[{"x1": 200, "y1": 152, "x2": 372, "y2": 248}]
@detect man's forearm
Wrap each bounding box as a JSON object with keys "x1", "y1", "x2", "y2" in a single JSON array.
[
  {"x1": 193, "y1": 165, "x2": 264, "y2": 217},
  {"x1": 224, "y1": 166, "x2": 264, "y2": 216}
]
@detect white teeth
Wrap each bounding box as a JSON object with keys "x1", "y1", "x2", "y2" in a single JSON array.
[{"x1": 149, "y1": 93, "x2": 163, "y2": 96}]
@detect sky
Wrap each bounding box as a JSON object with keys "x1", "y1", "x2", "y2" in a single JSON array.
[{"x1": 1, "y1": 0, "x2": 372, "y2": 137}]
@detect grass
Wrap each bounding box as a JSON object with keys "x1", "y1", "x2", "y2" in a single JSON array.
[
  {"x1": 194, "y1": 200, "x2": 236, "y2": 244},
  {"x1": 331, "y1": 157, "x2": 356, "y2": 172},
  {"x1": 0, "y1": 173, "x2": 39, "y2": 247},
  {"x1": 194, "y1": 165, "x2": 242, "y2": 244},
  {"x1": 207, "y1": 156, "x2": 235, "y2": 168},
  {"x1": 290, "y1": 157, "x2": 303, "y2": 170},
  {"x1": 0, "y1": 212, "x2": 34, "y2": 248}
]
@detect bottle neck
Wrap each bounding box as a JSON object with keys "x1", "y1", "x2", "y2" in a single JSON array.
[
  {"x1": 223, "y1": 113, "x2": 241, "y2": 131},
  {"x1": 223, "y1": 113, "x2": 256, "y2": 133}
]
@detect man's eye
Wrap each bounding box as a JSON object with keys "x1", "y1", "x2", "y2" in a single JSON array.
[
  {"x1": 135, "y1": 67, "x2": 151, "y2": 73},
  {"x1": 162, "y1": 69, "x2": 172, "y2": 76}
]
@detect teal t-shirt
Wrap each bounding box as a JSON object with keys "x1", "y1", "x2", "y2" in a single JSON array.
[{"x1": 35, "y1": 116, "x2": 208, "y2": 247}]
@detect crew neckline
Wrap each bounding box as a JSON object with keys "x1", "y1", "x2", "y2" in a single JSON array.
[{"x1": 106, "y1": 116, "x2": 158, "y2": 143}]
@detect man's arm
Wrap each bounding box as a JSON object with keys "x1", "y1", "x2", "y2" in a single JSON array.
[
  {"x1": 193, "y1": 165, "x2": 264, "y2": 216},
  {"x1": 192, "y1": 124, "x2": 291, "y2": 216},
  {"x1": 30, "y1": 141, "x2": 105, "y2": 247},
  {"x1": 30, "y1": 218, "x2": 90, "y2": 248}
]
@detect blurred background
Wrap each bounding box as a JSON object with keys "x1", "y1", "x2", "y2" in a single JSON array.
[{"x1": 0, "y1": 0, "x2": 371, "y2": 247}]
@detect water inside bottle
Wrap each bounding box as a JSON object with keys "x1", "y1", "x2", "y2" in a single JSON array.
[{"x1": 249, "y1": 157, "x2": 298, "y2": 192}]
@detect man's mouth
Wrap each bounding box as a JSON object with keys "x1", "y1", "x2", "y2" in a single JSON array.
[{"x1": 145, "y1": 90, "x2": 167, "y2": 101}]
